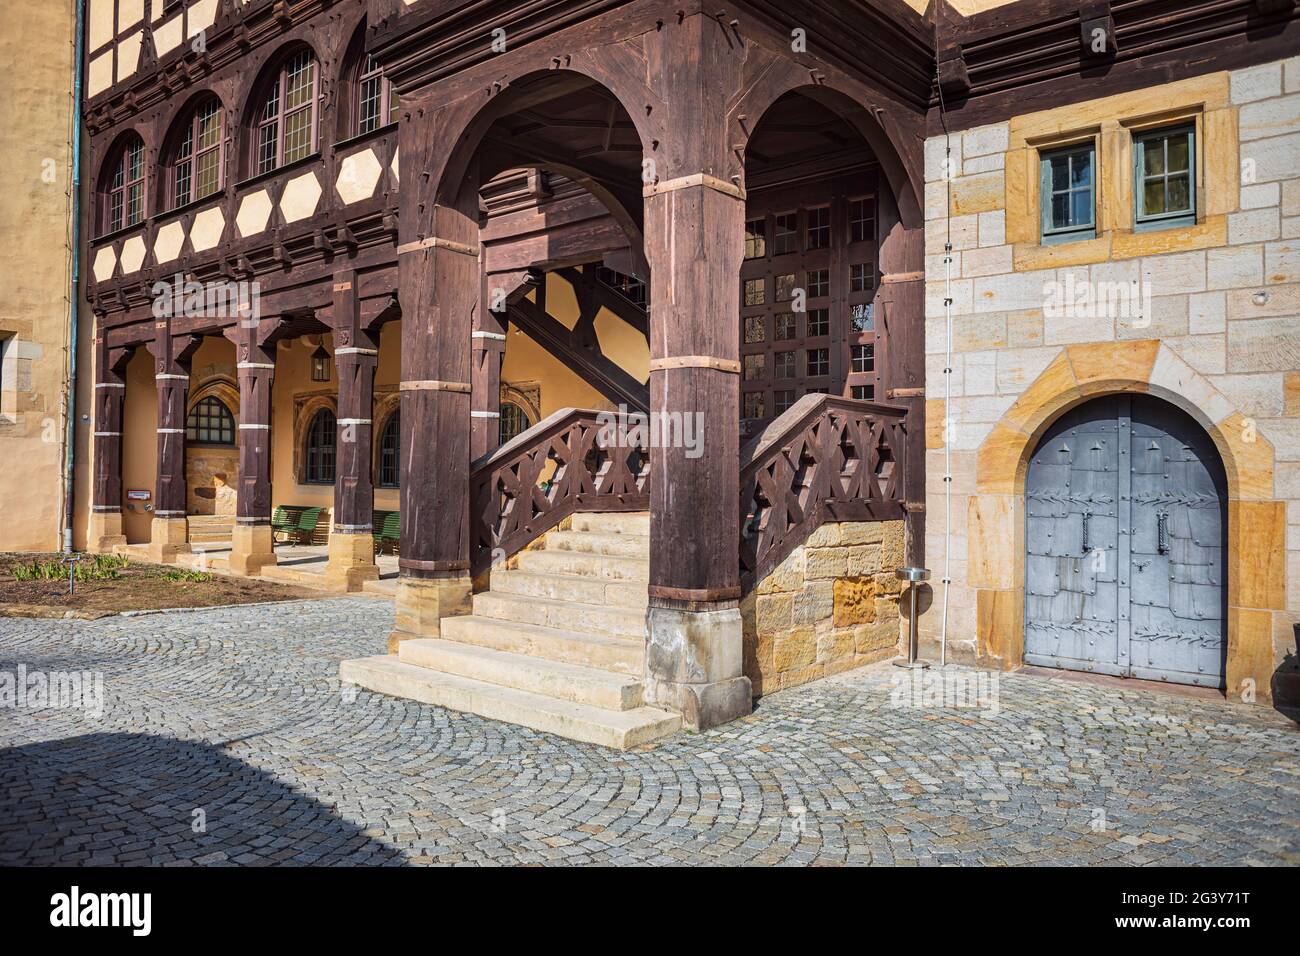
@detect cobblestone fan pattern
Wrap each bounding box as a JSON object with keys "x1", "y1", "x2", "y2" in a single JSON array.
[{"x1": 1, "y1": 600, "x2": 1297, "y2": 866}]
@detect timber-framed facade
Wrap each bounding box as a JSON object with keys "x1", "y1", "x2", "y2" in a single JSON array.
[{"x1": 71, "y1": 0, "x2": 1300, "y2": 741}]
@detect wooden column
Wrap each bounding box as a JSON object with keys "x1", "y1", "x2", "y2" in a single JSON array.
[
  {"x1": 470, "y1": 272, "x2": 510, "y2": 460},
  {"x1": 878, "y1": 187, "x2": 927, "y2": 569},
  {"x1": 225, "y1": 321, "x2": 278, "y2": 575},
  {"x1": 326, "y1": 270, "x2": 381, "y2": 590},
  {"x1": 146, "y1": 329, "x2": 199, "y2": 562},
  {"x1": 639, "y1": 13, "x2": 752, "y2": 730},
  {"x1": 389, "y1": 113, "x2": 479, "y2": 648},
  {"x1": 89, "y1": 332, "x2": 129, "y2": 553}
]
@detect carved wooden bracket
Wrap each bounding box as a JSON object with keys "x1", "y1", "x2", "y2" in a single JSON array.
[{"x1": 937, "y1": 44, "x2": 971, "y2": 99}]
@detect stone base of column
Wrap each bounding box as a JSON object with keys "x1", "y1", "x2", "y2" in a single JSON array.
[
  {"x1": 88, "y1": 511, "x2": 127, "y2": 553},
  {"x1": 324, "y1": 530, "x2": 379, "y2": 591},
  {"x1": 229, "y1": 523, "x2": 278, "y2": 576},
  {"x1": 389, "y1": 573, "x2": 473, "y2": 653},
  {"x1": 147, "y1": 516, "x2": 191, "y2": 564},
  {"x1": 644, "y1": 605, "x2": 753, "y2": 731}
]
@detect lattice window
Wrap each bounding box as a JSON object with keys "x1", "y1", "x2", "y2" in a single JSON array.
[
  {"x1": 256, "y1": 49, "x2": 319, "y2": 175},
  {"x1": 304, "y1": 407, "x2": 336, "y2": 483},
  {"x1": 172, "y1": 97, "x2": 223, "y2": 208},
  {"x1": 378, "y1": 411, "x2": 400, "y2": 487},
  {"x1": 185, "y1": 396, "x2": 235, "y2": 445}
]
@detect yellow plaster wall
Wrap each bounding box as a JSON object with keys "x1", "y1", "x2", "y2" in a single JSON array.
[
  {"x1": 0, "y1": 1, "x2": 77, "y2": 552},
  {"x1": 121, "y1": 349, "x2": 158, "y2": 544}
]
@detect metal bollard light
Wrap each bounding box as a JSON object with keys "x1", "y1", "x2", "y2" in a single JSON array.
[{"x1": 893, "y1": 566, "x2": 931, "y2": 670}]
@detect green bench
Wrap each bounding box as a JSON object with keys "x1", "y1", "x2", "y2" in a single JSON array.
[
  {"x1": 373, "y1": 510, "x2": 400, "y2": 555},
  {"x1": 271, "y1": 506, "x2": 325, "y2": 545}
]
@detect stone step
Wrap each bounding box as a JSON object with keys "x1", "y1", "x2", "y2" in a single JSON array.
[
  {"x1": 362, "y1": 577, "x2": 399, "y2": 597},
  {"x1": 186, "y1": 515, "x2": 233, "y2": 529},
  {"x1": 340, "y1": 655, "x2": 679, "y2": 749},
  {"x1": 398, "y1": 638, "x2": 645, "y2": 710},
  {"x1": 258, "y1": 564, "x2": 344, "y2": 592},
  {"x1": 544, "y1": 529, "x2": 649, "y2": 558},
  {"x1": 438, "y1": 615, "x2": 642, "y2": 676},
  {"x1": 187, "y1": 532, "x2": 232, "y2": 544},
  {"x1": 490, "y1": 569, "x2": 647, "y2": 609},
  {"x1": 569, "y1": 512, "x2": 649, "y2": 536},
  {"x1": 474, "y1": 589, "x2": 644, "y2": 638},
  {"x1": 516, "y1": 548, "x2": 648, "y2": 582}
]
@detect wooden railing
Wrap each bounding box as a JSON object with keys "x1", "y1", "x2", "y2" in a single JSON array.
[
  {"x1": 470, "y1": 407, "x2": 650, "y2": 576},
  {"x1": 739, "y1": 394, "x2": 908, "y2": 585},
  {"x1": 470, "y1": 395, "x2": 909, "y2": 586}
]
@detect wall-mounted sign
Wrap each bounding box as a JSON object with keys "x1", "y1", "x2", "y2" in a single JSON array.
[{"x1": 126, "y1": 489, "x2": 151, "y2": 501}]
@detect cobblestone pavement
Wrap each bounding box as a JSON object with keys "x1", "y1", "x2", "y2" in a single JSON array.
[{"x1": 1, "y1": 598, "x2": 1297, "y2": 866}]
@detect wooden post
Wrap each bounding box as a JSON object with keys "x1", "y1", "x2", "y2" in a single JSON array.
[
  {"x1": 639, "y1": 13, "x2": 753, "y2": 730},
  {"x1": 89, "y1": 332, "x2": 129, "y2": 553},
  {"x1": 146, "y1": 328, "x2": 199, "y2": 563},
  {"x1": 326, "y1": 269, "x2": 381, "y2": 590},
  {"x1": 389, "y1": 112, "x2": 478, "y2": 649},
  {"x1": 877, "y1": 187, "x2": 927, "y2": 568},
  {"x1": 470, "y1": 271, "x2": 510, "y2": 460},
  {"x1": 225, "y1": 320, "x2": 278, "y2": 575}
]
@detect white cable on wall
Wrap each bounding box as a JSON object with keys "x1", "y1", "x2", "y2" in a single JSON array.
[{"x1": 937, "y1": 71, "x2": 954, "y2": 669}]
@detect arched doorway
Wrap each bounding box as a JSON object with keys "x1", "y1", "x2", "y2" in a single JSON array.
[{"x1": 1024, "y1": 393, "x2": 1228, "y2": 687}]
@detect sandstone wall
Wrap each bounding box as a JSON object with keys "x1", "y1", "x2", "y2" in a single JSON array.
[{"x1": 741, "y1": 520, "x2": 907, "y2": 695}]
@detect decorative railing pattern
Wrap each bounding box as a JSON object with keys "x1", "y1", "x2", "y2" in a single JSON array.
[
  {"x1": 739, "y1": 394, "x2": 908, "y2": 584},
  {"x1": 470, "y1": 395, "x2": 909, "y2": 586},
  {"x1": 470, "y1": 407, "x2": 650, "y2": 576}
]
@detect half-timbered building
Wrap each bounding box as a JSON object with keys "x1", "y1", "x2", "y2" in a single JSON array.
[{"x1": 45, "y1": 0, "x2": 1300, "y2": 743}]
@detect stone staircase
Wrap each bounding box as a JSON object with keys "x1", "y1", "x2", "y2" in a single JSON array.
[
  {"x1": 186, "y1": 514, "x2": 234, "y2": 544},
  {"x1": 341, "y1": 512, "x2": 682, "y2": 749}
]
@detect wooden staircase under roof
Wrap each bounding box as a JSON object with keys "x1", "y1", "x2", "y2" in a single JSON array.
[{"x1": 340, "y1": 512, "x2": 682, "y2": 750}]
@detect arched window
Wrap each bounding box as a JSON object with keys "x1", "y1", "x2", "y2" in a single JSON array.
[
  {"x1": 170, "y1": 96, "x2": 224, "y2": 208},
  {"x1": 357, "y1": 53, "x2": 399, "y2": 135},
  {"x1": 378, "y1": 411, "x2": 400, "y2": 487},
  {"x1": 104, "y1": 134, "x2": 146, "y2": 233},
  {"x1": 304, "y1": 408, "x2": 336, "y2": 484},
  {"x1": 499, "y1": 402, "x2": 530, "y2": 446},
  {"x1": 186, "y1": 396, "x2": 236, "y2": 445},
  {"x1": 255, "y1": 48, "x2": 319, "y2": 175}
]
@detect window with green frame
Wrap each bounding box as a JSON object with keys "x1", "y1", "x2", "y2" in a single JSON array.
[
  {"x1": 1134, "y1": 124, "x2": 1195, "y2": 231},
  {"x1": 1039, "y1": 142, "x2": 1096, "y2": 244}
]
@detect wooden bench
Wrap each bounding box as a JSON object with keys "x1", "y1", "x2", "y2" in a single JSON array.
[{"x1": 373, "y1": 510, "x2": 400, "y2": 555}]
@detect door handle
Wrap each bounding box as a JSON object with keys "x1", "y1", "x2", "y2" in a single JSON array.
[
  {"x1": 1157, "y1": 512, "x2": 1169, "y2": 555},
  {"x1": 1081, "y1": 512, "x2": 1090, "y2": 554}
]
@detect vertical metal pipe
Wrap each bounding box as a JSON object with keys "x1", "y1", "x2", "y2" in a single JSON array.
[{"x1": 63, "y1": 0, "x2": 87, "y2": 552}]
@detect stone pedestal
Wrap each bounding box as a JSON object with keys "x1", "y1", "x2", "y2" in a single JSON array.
[
  {"x1": 645, "y1": 606, "x2": 753, "y2": 731},
  {"x1": 147, "y1": 516, "x2": 191, "y2": 564},
  {"x1": 325, "y1": 530, "x2": 379, "y2": 591},
  {"x1": 389, "y1": 574, "x2": 473, "y2": 652},
  {"x1": 88, "y1": 511, "x2": 127, "y2": 553},
  {"x1": 229, "y1": 522, "x2": 277, "y2": 576}
]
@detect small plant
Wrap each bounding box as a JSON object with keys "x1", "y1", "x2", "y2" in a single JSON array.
[
  {"x1": 163, "y1": 568, "x2": 212, "y2": 584},
  {"x1": 11, "y1": 553, "x2": 127, "y2": 583}
]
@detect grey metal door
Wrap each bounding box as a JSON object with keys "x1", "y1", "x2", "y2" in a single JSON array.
[{"x1": 1023, "y1": 395, "x2": 1226, "y2": 687}]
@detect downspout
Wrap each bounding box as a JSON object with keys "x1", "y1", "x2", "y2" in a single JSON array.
[{"x1": 63, "y1": 0, "x2": 86, "y2": 553}]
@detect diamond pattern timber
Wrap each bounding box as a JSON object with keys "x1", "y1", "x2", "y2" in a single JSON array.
[
  {"x1": 740, "y1": 393, "x2": 908, "y2": 584},
  {"x1": 470, "y1": 407, "x2": 649, "y2": 578}
]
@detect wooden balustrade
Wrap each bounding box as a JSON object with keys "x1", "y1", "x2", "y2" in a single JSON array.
[
  {"x1": 470, "y1": 407, "x2": 650, "y2": 576},
  {"x1": 739, "y1": 394, "x2": 908, "y2": 585},
  {"x1": 471, "y1": 395, "x2": 909, "y2": 586}
]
